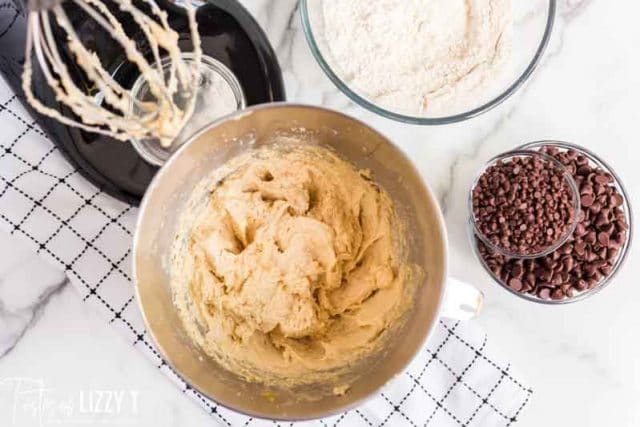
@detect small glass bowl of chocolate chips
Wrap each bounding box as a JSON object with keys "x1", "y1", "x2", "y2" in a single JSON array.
[{"x1": 468, "y1": 141, "x2": 633, "y2": 303}]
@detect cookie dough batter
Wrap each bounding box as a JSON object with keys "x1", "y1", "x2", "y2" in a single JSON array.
[{"x1": 171, "y1": 144, "x2": 413, "y2": 387}]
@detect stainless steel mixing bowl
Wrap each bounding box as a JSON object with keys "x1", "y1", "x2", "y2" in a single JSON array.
[{"x1": 133, "y1": 104, "x2": 450, "y2": 420}]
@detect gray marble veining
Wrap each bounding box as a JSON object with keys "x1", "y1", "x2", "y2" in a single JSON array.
[{"x1": 0, "y1": 232, "x2": 67, "y2": 357}]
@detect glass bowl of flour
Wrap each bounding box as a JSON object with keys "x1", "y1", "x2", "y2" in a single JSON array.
[{"x1": 301, "y1": 0, "x2": 556, "y2": 124}]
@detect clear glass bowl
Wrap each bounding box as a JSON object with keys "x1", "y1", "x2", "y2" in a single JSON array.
[
  {"x1": 300, "y1": 0, "x2": 556, "y2": 124},
  {"x1": 468, "y1": 141, "x2": 633, "y2": 304},
  {"x1": 129, "y1": 53, "x2": 246, "y2": 166},
  {"x1": 468, "y1": 150, "x2": 581, "y2": 259}
]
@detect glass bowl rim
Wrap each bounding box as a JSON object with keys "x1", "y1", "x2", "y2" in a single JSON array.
[
  {"x1": 300, "y1": 0, "x2": 557, "y2": 125},
  {"x1": 468, "y1": 140, "x2": 634, "y2": 305},
  {"x1": 129, "y1": 53, "x2": 246, "y2": 166},
  {"x1": 468, "y1": 149, "x2": 581, "y2": 259}
]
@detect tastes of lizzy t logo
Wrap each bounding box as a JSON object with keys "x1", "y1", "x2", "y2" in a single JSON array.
[{"x1": 0, "y1": 377, "x2": 139, "y2": 426}]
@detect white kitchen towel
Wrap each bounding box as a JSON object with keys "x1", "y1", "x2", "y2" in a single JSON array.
[{"x1": 0, "y1": 78, "x2": 532, "y2": 426}]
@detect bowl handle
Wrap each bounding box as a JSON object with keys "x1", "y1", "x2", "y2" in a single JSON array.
[{"x1": 440, "y1": 278, "x2": 484, "y2": 320}]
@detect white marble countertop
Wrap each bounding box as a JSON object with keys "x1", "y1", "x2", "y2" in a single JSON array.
[{"x1": 1, "y1": 0, "x2": 639, "y2": 425}]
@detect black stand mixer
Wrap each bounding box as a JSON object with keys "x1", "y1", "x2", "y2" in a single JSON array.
[{"x1": 0, "y1": 0, "x2": 285, "y2": 204}]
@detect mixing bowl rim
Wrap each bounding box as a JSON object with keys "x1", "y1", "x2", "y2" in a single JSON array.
[{"x1": 132, "y1": 102, "x2": 450, "y2": 420}]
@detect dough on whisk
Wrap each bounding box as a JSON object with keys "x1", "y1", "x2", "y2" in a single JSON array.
[{"x1": 171, "y1": 144, "x2": 415, "y2": 388}]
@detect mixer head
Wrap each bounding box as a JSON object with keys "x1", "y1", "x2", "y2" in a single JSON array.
[{"x1": 21, "y1": 0, "x2": 202, "y2": 145}]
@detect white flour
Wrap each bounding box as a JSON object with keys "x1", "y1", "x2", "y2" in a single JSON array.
[{"x1": 321, "y1": 0, "x2": 512, "y2": 116}]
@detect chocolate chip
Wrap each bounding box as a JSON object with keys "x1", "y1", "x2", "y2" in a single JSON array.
[
  {"x1": 562, "y1": 257, "x2": 574, "y2": 272},
  {"x1": 597, "y1": 232, "x2": 610, "y2": 246},
  {"x1": 509, "y1": 278, "x2": 523, "y2": 291},
  {"x1": 551, "y1": 288, "x2": 565, "y2": 300},
  {"x1": 580, "y1": 183, "x2": 593, "y2": 195},
  {"x1": 581, "y1": 194, "x2": 595, "y2": 207},
  {"x1": 601, "y1": 264, "x2": 613, "y2": 275},
  {"x1": 595, "y1": 174, "x2": 612, "y2": 185},
  {"x1": 526, "y1": 273, "x2": 536, "y2": 287},
  {"x1": 594, "y1": 213, "x2": 608, "y2": 228},
  {"x1": 560, "y1": 243, "x2": 573, "y2": 254},
  {"x1": 597, "y1": 247, "x2": 608, "y2": 260},
  {"x1": 577, "y1": 165, "x2": 591, "y2": 175},
  {"x1": 538, "y1": 288, "x2": 551, "y2": 299},
  {"x1": 610, "y1": 194, "x2": 624, "y2": 207},
  {"x1": 512, "y1": 263, "x2": 524, "y2": 277},
  {"x1": 575, "y1": 280, "x2": 588, "y2": 291}
]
